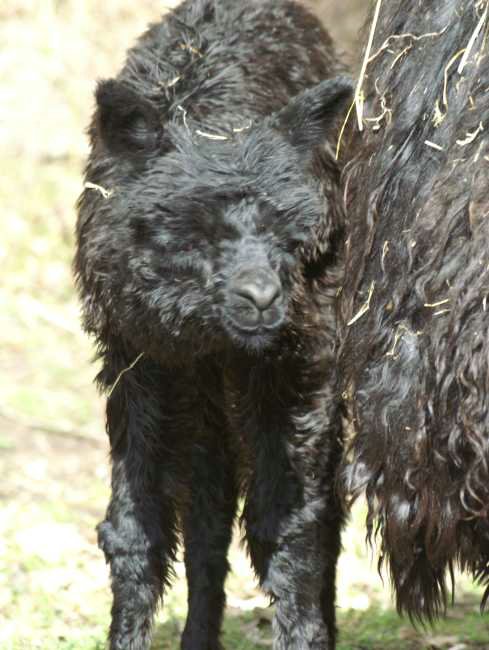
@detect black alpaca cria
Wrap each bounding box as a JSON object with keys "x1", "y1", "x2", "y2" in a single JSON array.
[
  {"x1": 340, "y1": 0, "x2": 489, "y2": 622},
  {"x1": 75, "y1": 1, "x2": 352, "y2": 648}
]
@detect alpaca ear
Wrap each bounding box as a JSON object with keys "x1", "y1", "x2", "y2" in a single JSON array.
[
  {"x1": 273, "y1": 76, "x2": 354, "y2": 152},
  {"x1": 95, "y1": 79, "x2": 163, "y2": 154}
]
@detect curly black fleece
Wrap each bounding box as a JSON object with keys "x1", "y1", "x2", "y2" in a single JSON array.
[
  {"x1": 340, "y1": 0, "x2": 489, "y2": 622},
  {"x1": 75, "y1": 1, "x2": 352, "y2": 648}
]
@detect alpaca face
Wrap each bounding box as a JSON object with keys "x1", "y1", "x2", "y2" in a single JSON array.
[{"x1": 77, "y1": 77, "x2": 352, "y2": 355}]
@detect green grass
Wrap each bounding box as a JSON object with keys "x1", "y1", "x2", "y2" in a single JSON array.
[{"x1": 338, "y1": 607, "x2": 489, "y2": 649}]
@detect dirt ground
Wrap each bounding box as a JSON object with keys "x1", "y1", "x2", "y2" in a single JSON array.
[{"x1": 308, "y1": 0, "x2": 368, "y2": 61}]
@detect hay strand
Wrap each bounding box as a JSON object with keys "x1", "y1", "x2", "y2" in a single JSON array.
[
  {"x1": 424, "y1": 298, "x2": 451, "y2": 308},
  {"x1": 368, "y1": 27, "x2": 448, "y2": 63},
  {"x1": 336, "y1": 98, "x2": 356, "y2": 160},
  {"x1": 425, "y1": 140, "x2": 444, "y2": 151},
  {"x1": 456, "y1": 122, "x2": 484, "y2": 146},
  {"x1": 386, "y1": 324, "x2": 419, "y2": 358},
  {"x1": 107, "y1": 352, "x2": 144, "y2": 398},
  {"x1": 347, "y1": 282, "x2": 375, "y2": 326},
  {"x1": 84, "y1": 182, "x2": 113, "y2": 199},
  {"x1": 177, "y1": 105, "x2": 189, "y2": 131},
  {"x1": 355, "y1": 0, "x2": 384, "y2": 131},
  {"x1": 195, "y1": 130, "x2": 229, "y2": 140},
  {"x1": 458, "y1": 4, "x2": 488, "y2": 73},
  {"x1": 443, "y1": 49, "x2": 465, "y2": 108}
]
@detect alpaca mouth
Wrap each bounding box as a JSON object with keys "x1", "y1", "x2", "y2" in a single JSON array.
[
  {"x1": 226, "y1": 302, "x2": 285, "y2": 333},
  {"x1": 222, "y1": 310, "x2": 283, "y2": 352}
]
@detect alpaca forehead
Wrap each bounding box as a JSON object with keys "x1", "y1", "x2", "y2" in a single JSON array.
[
  {"x1": 124, "y1": 128, "x2": 320, "y2": 229},
  {"x1": 166, "y1": 121, "x2": 301, "y2": 179}
]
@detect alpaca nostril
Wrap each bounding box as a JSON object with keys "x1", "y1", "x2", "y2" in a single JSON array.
[{"x1": 233, "y1": 275, "x2": 282, "y2": 311}]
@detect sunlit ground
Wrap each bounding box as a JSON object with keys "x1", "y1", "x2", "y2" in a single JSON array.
[{"x1": 1, "y1": 2, "x2": 487, "y2": 648}]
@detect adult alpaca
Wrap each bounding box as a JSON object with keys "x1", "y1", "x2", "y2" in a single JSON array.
[{"x1": 340, "y1": 0, "x2": 489, "y2": 621}]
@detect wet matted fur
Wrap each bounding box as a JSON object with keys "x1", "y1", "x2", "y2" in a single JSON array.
[
  {"x1": 75, "y1": 0, "x2": 352, "y2": 648},
  {"x1": 340, "y1": 0, "x2": 489, "y2": 622}
]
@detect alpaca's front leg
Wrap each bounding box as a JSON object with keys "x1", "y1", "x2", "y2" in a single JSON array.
[
  {"x1": 99, "y1": 458, "x2": 178, "y2": 650},
  {"x1": 263, "y1": 474, "x2": 343, "y2": 650},
  {"x1": 98, "y1": 357, "x2": 179, "y2": 650},
  {"x1": 243, "y1": 452, "x2": 342, "y2": 649},
  {"x1": 239, "y1": 365, "x2": 344, "y2": 650}
]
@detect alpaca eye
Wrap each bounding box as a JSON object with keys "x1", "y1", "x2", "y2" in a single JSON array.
[
  {"x1": 255, "y1": 222, "x2": 268, "y2": 236},
  {"x1": 282, "y1": 240, "x2": 300, "y2": 256}
]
